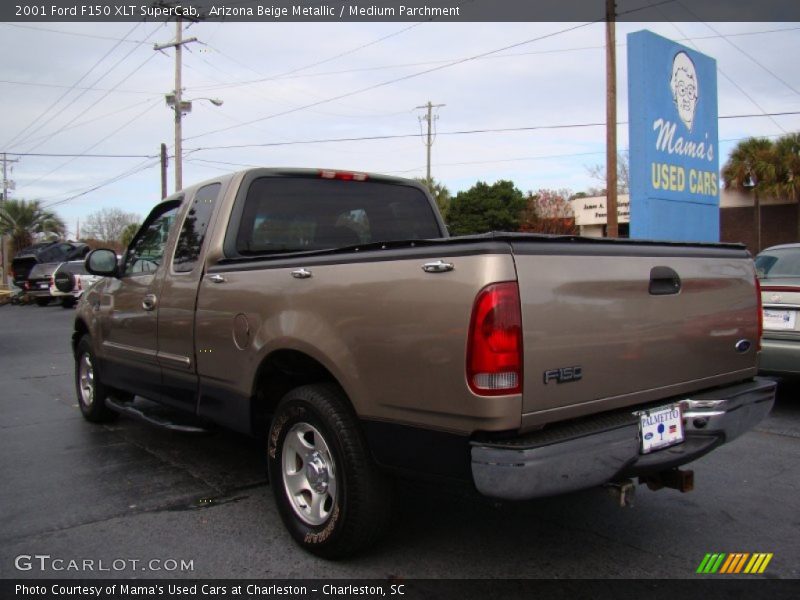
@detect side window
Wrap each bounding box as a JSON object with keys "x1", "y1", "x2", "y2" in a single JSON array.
[
  {"x1": 124, "y1": 203, "x2": 180, "y2": 277},
  {"x1": 173, "y1": 183, "x2": 220, "y2": 273}
]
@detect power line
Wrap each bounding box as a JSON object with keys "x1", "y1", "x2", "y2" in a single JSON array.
[
  {"x1": 185, "y1": 22, "x2": 599, "y2": 142},
  {"x1": 184, "y1": 0, "x2": 682, "y2": 142},
  {"x1": 2, "y1": 22, "x2": 145, "y2": 150},
  {"x1": 0, "y1": 78, "x2": 158, "y2": 96},
  {"x1": 674, "y1": 2, "x2": 800, "y2": 100},
  {"x1": 19, "y1": 99, "x2": 162, "y2": 193},
  {"x1": 659, "y1": 16, "x2": 787, "y2": 135},
  {"x1": 5, "y1": 152, "x2": 158, "y2": 158},
  {"x1": 1, "y1": 23, "x2": 153, "y2": 44},
  {"x1": 20, "y1": 46, "x2": 162, "y2": 155},
  {"x1": 184, "y1": 111, "x2": 800, "y2": 153},
  {"x1": 188, "y1": 25, "x2": 800, "y2": 90},
  {"x1": 40, "y1": 158, "x2": 162, "y2": 208},
  {"x1": 199, "y1": 20, "x2": 428, "y2": 89},
  {"x1": 14, "y1": 98, "x2": 166, "y2": 149}
]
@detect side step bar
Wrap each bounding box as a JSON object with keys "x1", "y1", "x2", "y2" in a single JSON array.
[{"x1": 105, "y1": 397, "x2": 211, "y2": 434}]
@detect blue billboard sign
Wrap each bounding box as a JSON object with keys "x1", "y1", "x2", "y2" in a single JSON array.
[{"x1": 628, "y1": 30, "x2": 719, "y2": 242}]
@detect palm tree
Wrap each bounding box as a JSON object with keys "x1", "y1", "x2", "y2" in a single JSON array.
[
  {"x1": 722, "y1": 137, "x2": 776, "y2": 252},
  {"x1": 773, "y1": 133, "x2": 800, "y2": 214},
  {"x1": 0, "y1": 199, "x2": 66, "y2": 256}
]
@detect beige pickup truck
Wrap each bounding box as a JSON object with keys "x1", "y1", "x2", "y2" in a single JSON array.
[{"x1": 73, "y1": 168, "x2": 775, "y2": 558}]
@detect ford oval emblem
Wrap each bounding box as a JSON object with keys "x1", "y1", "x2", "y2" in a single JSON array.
[
  {"x1": 644, "y1": 432, "x2": 654, "y2": 441},
  {"x1": 735, "y1": 339, "x2": 752, "y2": 353}
]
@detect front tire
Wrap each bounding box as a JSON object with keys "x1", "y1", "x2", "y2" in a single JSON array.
[
  {"x1": 268, "y1": 384, "x2": 392, "y2": 559},
  {"x1": 74, "y1": 335, "x2": 119, "y2": 423}
]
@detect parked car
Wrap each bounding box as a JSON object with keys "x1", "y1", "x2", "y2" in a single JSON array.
[
  {"x1": 11, "y1": 241, "x2": 90, "y2": 288},
  {"x1": 755, "y1": 243, "x2": 800, "y2": 379},
  {"x1": 74, "y1": 168, "x2": 774, "y2": 558},
  {"x1": 23, "y1": 262, "x2": 61, "y2": 306},
  {"x1": 50, "y1": 261, "x2": 104, "y2": 308}
]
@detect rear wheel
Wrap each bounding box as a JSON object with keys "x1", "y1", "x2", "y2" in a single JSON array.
[
  {"x1": 61, "y1": 297, "x2": 77, "y2": 308},
  {"x1": 75, "y1": 336, "x2": 119, "y2": 423},
  {"x1": 267, "y1": 384, "x2": 392, "y2": 559}
]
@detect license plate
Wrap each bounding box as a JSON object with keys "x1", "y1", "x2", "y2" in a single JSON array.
[
  {"x1": 763, "y1": 308, "x2": 796, "y2": 331},
  {"x1": 638, "y1": 403, "x2": 684, "y2": 454},
  {"x1": 38, "y1": 282, "x2": 48, "y2": 289}
]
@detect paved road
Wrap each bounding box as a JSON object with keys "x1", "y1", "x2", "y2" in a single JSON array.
[{"x1": 1, "y1": 303, "x2": 799, "y2": 580}]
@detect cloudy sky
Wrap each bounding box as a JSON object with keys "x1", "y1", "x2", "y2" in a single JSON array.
[{"x1": 1, "y1": 17, "x2": 799, "y2": 234}]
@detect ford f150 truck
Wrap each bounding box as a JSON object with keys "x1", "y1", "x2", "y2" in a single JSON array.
[{"x1": 73, "y1": 168, "x2": 775, "y2": 558}]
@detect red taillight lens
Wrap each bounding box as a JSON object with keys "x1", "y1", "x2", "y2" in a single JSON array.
[
  {"x1": 319, "y1": 169, "x2": 368, "y2": 181},
  {"x1": 755, "y1": 275, "x2": 763, "y2": 352},
  {"x1": 467, "y1": 282, "x2": 523, "y2": 396}
]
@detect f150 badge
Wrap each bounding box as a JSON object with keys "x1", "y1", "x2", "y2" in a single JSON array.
[{"x1": 543, "y1": 366, "x2": 583, "y2": 384}]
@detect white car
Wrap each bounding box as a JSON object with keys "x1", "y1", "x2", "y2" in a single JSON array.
[{"x1": 50, "y1": 261, "x2": 104, "y2": 308}]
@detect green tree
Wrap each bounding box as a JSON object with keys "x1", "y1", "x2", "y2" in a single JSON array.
[
  {"x1": 446, "y1": 180, "x2": 527, "y2": 235},
  {"x1": 119, "y1": 222, "x2": 141, "y2": 249},
  {"x1": 722, "y1": 137, "x2": 778, "y2": 251},
  {"x1": 773, "y1": 133, "x2": 800, "y2": 206},
  {"x1": 415, "y1": 177, "x2": 452, "y2": 219},
  {"x1": 0, "y1": 198, "x2": 65, "y2": 255}
]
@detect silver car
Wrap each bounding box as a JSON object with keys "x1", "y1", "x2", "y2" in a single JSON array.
[{"x1": 756, "y1": 243, "x2": 800, "y2": 379}]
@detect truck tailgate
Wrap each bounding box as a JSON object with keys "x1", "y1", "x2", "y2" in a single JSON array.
[{"x1": 512, "y1": 242, "x2": 759, "y2": 423}]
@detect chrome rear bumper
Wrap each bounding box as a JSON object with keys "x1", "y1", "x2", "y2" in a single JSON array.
[{"x1": 471, "y1": 378, "x2": 776, "y2": 500}]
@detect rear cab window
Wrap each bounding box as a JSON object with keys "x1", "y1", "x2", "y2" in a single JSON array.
[{"x1": 229, "y1": 176, "x2": 442, "y2": 257}]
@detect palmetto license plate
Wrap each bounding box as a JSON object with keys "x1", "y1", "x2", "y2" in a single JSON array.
[
  {"x1": 637, "y1": 403, "x2": 684, "y2": 454},
  {"x1": 763, "y1": 309, "x2": 796, "y2": 331}
]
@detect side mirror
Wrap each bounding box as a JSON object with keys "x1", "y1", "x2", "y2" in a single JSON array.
[{"x1": 85, "y1": 248, "x2": 119, "y2": 277}]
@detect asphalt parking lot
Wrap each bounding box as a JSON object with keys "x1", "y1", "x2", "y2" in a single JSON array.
[{"x1": 1, "y1": 303, "x2": 799, "y2": 580}]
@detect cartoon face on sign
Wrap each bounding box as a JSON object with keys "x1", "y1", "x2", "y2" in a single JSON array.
[{"x1": 670, "y1": 51, "x2": 698, "y2": 131}]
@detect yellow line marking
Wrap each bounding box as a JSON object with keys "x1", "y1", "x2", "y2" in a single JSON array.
[{"x1": 758, "y1": 554, "x2": 774, "y2": 574}]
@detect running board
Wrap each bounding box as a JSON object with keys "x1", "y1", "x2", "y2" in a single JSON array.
[{"x1": 105, "y1": 397, "x2": 211, "y2": 434}]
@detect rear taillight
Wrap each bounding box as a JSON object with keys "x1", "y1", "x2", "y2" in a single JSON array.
[
  {"x1": 319, "y1": 169, "x2": 368, "y2": 181},
  {"x1": 467, "y1": 282, "x2": 523, "y2": 396},
  {"x1": 755, "y1": 275, "x2": 763, "y2": 351}
]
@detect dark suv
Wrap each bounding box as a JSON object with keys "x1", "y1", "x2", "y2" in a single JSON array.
[{"x1": 11, "y1": 241, "x2": 90, "y2": 288}]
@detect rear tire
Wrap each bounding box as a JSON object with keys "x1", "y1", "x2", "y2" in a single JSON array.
[
  {"x1": 61, "y1": 297, "x2": 77, "y2": 308},
  {"x1": 74, "y1": 335, "x2": 119, "y2": 423},
  {"x1": 267, "y1": 384, "x2": 392, "y2": 559}
]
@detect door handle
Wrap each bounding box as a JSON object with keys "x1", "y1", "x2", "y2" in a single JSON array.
[
  {"x1": 207, "y1": 274, "x2": 226, "y2": 284},
  {"x1": 142, "y1": 294, "x2": 158, "y2": 311},
  {"x1": 291, "y1": 268, "x2": 313, "y2": 279},
  {"x1": 422, "y1": 260, "x2": 454, "y2": 273},
  {"x1": 649, "y1": 266, "x2": 681, "y2": 295}
]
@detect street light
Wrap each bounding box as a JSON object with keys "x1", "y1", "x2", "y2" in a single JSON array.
[
  {"x1": 165, "y1": 94, "x2": 223, "y2": 191},
  {"x1": 744, "y1": 170, "x2": 761, "y2": 252}
]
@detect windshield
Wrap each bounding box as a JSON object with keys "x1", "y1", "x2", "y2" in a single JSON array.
[{"x1": 755, "y1": 247, "x2": 800, "y2": 279}]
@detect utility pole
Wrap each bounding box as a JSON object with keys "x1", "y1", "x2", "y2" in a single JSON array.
[
  {"x1": 416, "y1": 101, "x2": 445, "y2": 182},
  {"x1": 605, "y1": 0, "x2": 619, "y2": 238},
  {"x1": 160, "y1": 143, "x2": 168, "y2": 199},
  {"x1": 1, "y1": 153, "x2": 19, "y2": 286},
  {"x1": 154, "y1": 18, "x2": 197, "y2": 192}
]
